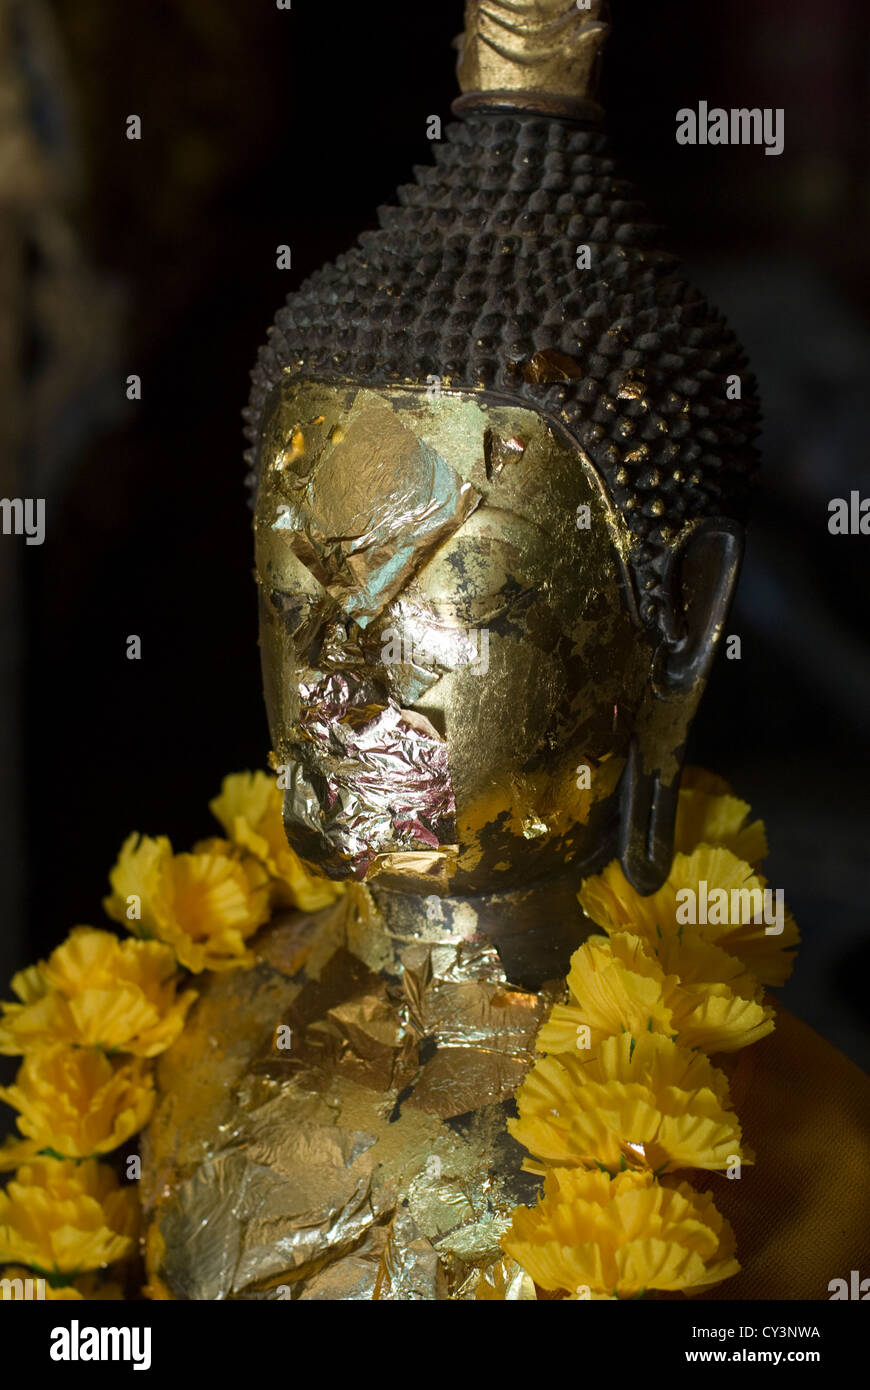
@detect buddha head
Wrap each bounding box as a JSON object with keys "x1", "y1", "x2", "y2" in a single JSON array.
[{"x1": 245, "y1": 0, "x2": 758, "y2": 901}]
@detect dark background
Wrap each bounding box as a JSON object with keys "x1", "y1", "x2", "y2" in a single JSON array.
[{"x1": 2, "y1": 0, "x2": 868, "y2": 1075}]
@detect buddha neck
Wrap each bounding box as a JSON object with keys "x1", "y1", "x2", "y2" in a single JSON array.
[{"x1": 369, "y1": 862, "x2": 595, "y2": 992}]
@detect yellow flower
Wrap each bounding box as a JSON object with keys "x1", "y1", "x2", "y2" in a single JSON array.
[
  {"x1": 0, "y1": 1266, "x2": 122, "y2": 1299},
  {"x1": 502, "y1": 1168, "x2": 739, "y2": 1297},
  {"x1": 0, "y1": 1159, "x2": 138, "y2": 1274},
  {"x1": 210, "y1": 771, "x2": 343, "y2": 912},
  {"x1": 191, "y1": 836, "x2": 236, "y2": 857},
  {"x1": 537, "y1": 931, "x2": 773, "y2": 1056},
  {"x1": 579, "y1": 845, "x2": 799, "y2": 987},
  {"x1": 0, "y1": 1046, "x2": 154, "y2": 1167},
  {"x1": 509, "y1": 1032, "x2": 749, "y2": 1175},
  {"x1": 680, "y1": 766, "x2": 733, "y2": 796},
  {"x1": 0, "y1": 927, "x2": 196, "y2": 1057},
  {"x1": 674, "y1": 783, "x2": 768, "y2": 864},
  {"x1": 104, "y1": 834, "x2": 271, "y2": 972}
]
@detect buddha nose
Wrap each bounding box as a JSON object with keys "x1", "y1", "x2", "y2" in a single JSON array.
[{"x1": 315, "y1": 618, "x2": 369, "y2": 673}]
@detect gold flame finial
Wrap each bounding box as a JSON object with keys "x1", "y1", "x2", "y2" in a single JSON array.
[{"x1": 455, "y1": 0, "x2": 611, "y2": 120}]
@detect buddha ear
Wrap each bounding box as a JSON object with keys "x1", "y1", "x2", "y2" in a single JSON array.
[
  {"x1": 658, "y1": 519, "x2": 744, "y2": 694},
  {"x1": 619, "y1": 520, "x2": 744, "y2": 895}
]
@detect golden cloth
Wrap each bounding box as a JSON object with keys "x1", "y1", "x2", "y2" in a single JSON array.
[{"x1": 698, "y1": 1004, "x2": 870, "y2": 1301}]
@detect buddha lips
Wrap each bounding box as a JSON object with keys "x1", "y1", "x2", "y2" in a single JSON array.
[{"x1": 285, "y1": 670, "x2": 457, "y2": 879}]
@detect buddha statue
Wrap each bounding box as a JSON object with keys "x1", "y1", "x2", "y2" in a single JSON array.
[{"x1": 141, "y1": 0, "x2": 760, "y2": 1299}]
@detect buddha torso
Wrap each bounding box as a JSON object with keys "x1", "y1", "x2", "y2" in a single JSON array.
[{"x1": 141, "y1": 885, "x2": 566, "y2": 1300}]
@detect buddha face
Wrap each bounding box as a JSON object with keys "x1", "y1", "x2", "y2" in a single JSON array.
[{"x1": 252, "y1": 378, "x2": 674, "y2": 897}]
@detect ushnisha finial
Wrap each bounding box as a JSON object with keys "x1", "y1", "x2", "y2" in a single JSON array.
[{"x1": 454, "y1": 0, "x2": 611, "y2": 121}]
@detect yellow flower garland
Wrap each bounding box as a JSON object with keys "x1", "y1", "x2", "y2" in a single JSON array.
[
  {"x1": 504, "y1": 1168, "x2": 740, "y2": 1298},
  {"x1": 0, "y1": 772, "x2": 341, "y2": 1298},
  {"x1": 501, "y1": 767, "x2": 799, "y2": 1299},
  {"x1": 0, "y1": 767, "x2": 796, "y2": 1300}
]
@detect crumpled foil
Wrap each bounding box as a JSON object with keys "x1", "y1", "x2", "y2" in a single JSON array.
[
  {"x1": 272, "y1": 403, "x2": 480, "y2": 627},
  {"x1": 376, "y1": 586, "x2": 488, "y2": 705},
  {"x1": 142, "y1": 888, "x2": 547, "y2": 1300},
  {"x1": 284, "y1": 668, "x2": 457, "y2": 881}
]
